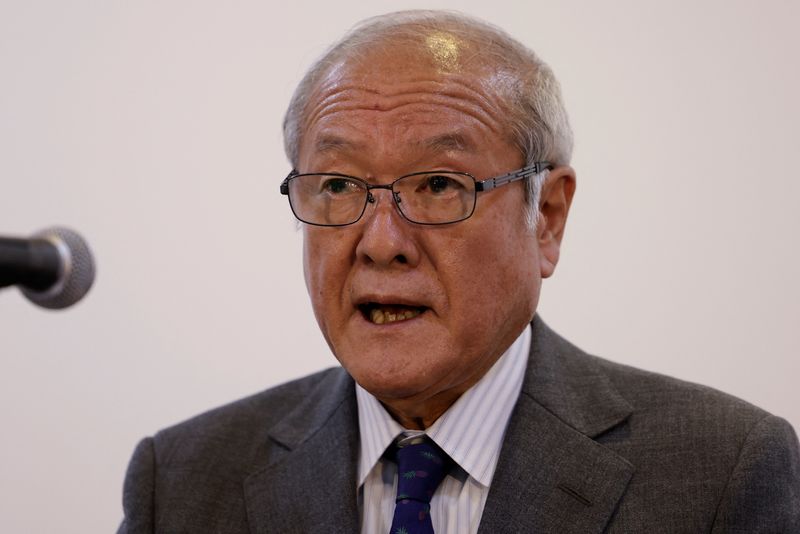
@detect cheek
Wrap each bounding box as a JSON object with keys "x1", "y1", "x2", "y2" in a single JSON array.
[
  {"x1": 301, "y1": 229, "x2": 319, "y2": 295},
  {"x1": 303, "y1": 229, "x2": 346, "y2": 312},
  {"x1": 303, "y1": 227, "x2": 365, "y2": 334},
  {"x1": 439, "y1": 219, "x2": 540, "y2": 332}
]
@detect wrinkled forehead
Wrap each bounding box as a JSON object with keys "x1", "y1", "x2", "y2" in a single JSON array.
[{"x1": 301, "y1": 32, "x2": 519, "y2": 140}]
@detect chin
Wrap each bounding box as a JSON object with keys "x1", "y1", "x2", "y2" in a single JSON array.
[
  {"x1": 349, "y1": 360, "x2": 472, "y2": 430},
  {"x1": 346, "y1": 365, "x2": 420, "y2": 397},
  {"x1": 362, "y1": 378, "x2": 435, "y2": 402}
]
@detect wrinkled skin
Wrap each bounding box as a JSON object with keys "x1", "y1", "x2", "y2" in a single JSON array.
[{"x1": 298, "y1": 38, "x2": 575, "y2": 429}]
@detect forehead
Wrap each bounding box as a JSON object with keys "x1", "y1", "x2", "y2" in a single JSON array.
[{"x1": 299, "y1": 36, "x2": 518, "y2": 167}]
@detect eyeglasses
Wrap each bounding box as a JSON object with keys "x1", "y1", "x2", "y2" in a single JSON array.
[{"x1": 280, "y1": 162, "x2": 551, "y2": 227}]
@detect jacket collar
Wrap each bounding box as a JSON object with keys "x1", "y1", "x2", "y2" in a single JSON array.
[
  {"x1": 243, "y1": 368, "x2": 360, "y2": 534},
  {"x1": 243, "y1": 316, "x2": 634, "y2": 534},
  {"x1": 523, "y1": 316, "x2": 632, "y2": 438},
  {"x1": 477, "y1": 316, "x2": 634, "y2": 533}
]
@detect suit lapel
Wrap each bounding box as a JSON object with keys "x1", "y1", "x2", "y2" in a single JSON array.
[
  {"x1": 478, "y1": 317, "x2": 635, "y2": 534},
  {"x1": 477, "y1": 393, "x2": 634, "y2": 533},
  {"x1": 242, "y1": 318, "x2": 634, "y2": 533},
  {"x1": 243, "y1": 369, "x2": 360, "y2": 534}
]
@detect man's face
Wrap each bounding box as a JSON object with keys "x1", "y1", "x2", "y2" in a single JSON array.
[{"x1": 297, "y1": 39, "x2": 562, "y2": 423}]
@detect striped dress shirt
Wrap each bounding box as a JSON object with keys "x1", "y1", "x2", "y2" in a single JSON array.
[{"x1": 356, "y1": 324, "x2": 531, "y2": 534}]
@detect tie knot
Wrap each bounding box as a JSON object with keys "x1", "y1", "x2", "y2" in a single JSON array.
[{"x1": 394, "y1": 437, "x2": 451, "y2": 504}]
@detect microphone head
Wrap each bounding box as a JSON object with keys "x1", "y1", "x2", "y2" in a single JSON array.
[{"x1": 21, "y1": 227, "x2": 96, "y2": 310}]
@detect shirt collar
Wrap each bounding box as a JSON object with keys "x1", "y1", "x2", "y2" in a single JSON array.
[{"x1": 356, "y1": 324, "x2": 531, "y2": 487}]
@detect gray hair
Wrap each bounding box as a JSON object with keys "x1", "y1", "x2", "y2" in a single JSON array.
[{"x1": 283, "y1": 10, "x2": 573, "y2": 228}]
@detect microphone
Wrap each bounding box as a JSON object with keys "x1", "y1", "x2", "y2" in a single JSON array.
[{"x1": 0, "y1": 227, "x2": 96, "y2": 310}]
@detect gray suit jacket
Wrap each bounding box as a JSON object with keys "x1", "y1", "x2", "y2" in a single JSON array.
[{"x1": 118, "y1": 318, "x2": 800, "y2": 533}]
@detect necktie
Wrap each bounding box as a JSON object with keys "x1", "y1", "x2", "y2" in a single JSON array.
[{"x1": 389, "y1": 437, "x2": 451, "y2": 534}]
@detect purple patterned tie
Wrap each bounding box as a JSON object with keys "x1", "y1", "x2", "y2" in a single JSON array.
[{"x1": 389, "y1": 437, "x2": 452, "y2": 534}]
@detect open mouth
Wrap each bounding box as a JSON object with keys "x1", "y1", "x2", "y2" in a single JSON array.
[{"x1": 358, "y1": 303, "x2": 427, "y2": 325}]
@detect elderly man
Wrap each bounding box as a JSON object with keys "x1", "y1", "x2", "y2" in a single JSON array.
[{"x1": 119, "y1": 10, "x2": 800, "y2": 533}]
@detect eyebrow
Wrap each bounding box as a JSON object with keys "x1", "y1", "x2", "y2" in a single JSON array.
[
  {"x1": 313, "y1": 135, "x2": 360, "y2": 154},
  {"x1": 414, "y1": 132, "x2": 476, "y2": 154}
]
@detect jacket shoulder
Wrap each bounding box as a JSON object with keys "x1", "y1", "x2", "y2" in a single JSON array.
[
  {"x1": 119, "y1": 367, "x2": 355, "y2": 533},
  {"x1": 593, "y1": 355, "x2": 771, "y2": 429},
  {"x1": 151, "y1": 366, "x2": 347, "y2": 472},
  {"x1": 586, "y1": 355, "x2": 800, "y2": 531}
]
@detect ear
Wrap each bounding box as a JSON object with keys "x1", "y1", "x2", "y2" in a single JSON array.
[{"x1": 537, "y1": 166, "x2": 576, "y2": 278}]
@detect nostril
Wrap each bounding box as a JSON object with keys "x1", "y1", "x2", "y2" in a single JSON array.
[{"x1": 396, "y1": 254, "x2": 408, "y2": 264}]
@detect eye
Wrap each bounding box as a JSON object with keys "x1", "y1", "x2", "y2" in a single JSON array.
[
  {"x1": 424, "y1": 174, "x2": 459, "y2": 194},
  {"x1": 321, "y1": 177, "x2": 360, "y2": 195}
]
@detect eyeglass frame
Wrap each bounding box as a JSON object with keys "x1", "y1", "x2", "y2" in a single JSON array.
[{"x1": 279, "y1": 161, "x2": 552, "y2": 227}]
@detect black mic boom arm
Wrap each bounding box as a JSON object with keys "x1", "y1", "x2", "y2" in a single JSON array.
[{"x1": 0, "y1": 236, "x2": 62, "y2": 291}]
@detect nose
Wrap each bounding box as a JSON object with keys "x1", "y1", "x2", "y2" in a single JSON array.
[{"x1": 355, "y1": 188, "x2": 420, "y2": 268}]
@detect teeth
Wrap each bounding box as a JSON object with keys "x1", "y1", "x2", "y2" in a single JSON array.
[{"x1": 368, "y1": 307, "x2": 421, "y2": 324}]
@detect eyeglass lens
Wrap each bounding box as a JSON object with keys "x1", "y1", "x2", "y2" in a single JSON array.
[{"x1": 288, "y1": 173, "x2": 476, "y2": 226}]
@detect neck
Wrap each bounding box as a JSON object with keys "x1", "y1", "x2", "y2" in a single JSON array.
[{"x1": 378, "y1": 387, "x2": 467, "y2": 430}]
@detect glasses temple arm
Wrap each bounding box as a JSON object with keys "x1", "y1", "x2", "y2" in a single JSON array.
[
  {"x1": 280, "y1": 169, "x2": 300, "y2": 195},
  {"x1": 475, "y1": 162, "x2": 551, "y2": 192}
]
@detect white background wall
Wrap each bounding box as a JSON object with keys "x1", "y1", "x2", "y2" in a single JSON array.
[{"x1": 1, "y1": 1, "x2": 798, "y2": 532}]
